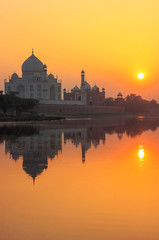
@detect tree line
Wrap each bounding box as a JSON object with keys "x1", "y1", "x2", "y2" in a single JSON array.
[
  {"x1": 104, "y1": 93, "x2": 159, "y2": 113},
  {"x1": 0, "y1": 93, "x2": 38, "y2": 114}
]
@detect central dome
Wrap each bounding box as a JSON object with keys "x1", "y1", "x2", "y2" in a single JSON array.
[{"x1": 22, "y1": 53, "x2": 44, "y2": 73}]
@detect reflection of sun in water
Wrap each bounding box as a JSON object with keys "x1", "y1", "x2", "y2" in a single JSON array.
[
  {"x1": 138, "y1": 149, "x2": 144, "y2": 159},
  {"x1": 138, "y1": 145, "x2": 144, "y2": 167}
]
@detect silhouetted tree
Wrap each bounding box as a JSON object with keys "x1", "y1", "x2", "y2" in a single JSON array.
[
  {"x1": 103, "y1": 93, "x2": 159, "y2": 113},
  {"x1": 0, "y1": 94, "x2": 38, "y2": 114}
]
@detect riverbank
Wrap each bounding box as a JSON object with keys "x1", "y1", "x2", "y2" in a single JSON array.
[
  {"x1": 1, "y1": 114, "x2": 159, "y2": 132},
  {"x1": 0, "y1": 112, "x2": 65, "y2": 122},
  {"x1": 1, "y1": 111, "x2": 159, "y2": 123}
]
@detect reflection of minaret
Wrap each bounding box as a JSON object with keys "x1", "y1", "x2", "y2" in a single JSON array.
[{"x1": 82, "y1": 145, "x2": 86, "y2": 164}]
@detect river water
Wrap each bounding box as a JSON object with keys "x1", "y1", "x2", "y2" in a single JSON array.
[{"x1": 0, "y1": 118, "x2": 159, "y2": 240}]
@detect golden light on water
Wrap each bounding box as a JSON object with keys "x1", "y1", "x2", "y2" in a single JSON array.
[{"x1": 138, "y1": 145, "x2": 145, "y2": 167}]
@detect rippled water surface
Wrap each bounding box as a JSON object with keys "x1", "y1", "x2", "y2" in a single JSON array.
[{"x1": 1, "y1": 118, "x2": 159, "y2": 240}]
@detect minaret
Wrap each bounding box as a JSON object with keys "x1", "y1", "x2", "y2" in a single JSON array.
[
  {"x1": 81, "y1": 70, "x2": 85, "y2": 87},
  {"x1": 81, "y1": 70, "x2": 87, "y2": 105}
]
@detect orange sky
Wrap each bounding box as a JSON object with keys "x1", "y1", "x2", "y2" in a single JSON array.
[{"x1": 1, "y1": 0, "x2": 159, "y2": 100}]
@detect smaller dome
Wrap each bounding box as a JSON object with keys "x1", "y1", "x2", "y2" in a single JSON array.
[
  {"x1": 11, "y1": 73, "x2": 18, "y2": 79},
  {"x1": 92, "y1": 140, "x2": 99, "y2": 148},
  {"x1": 92, "y1": 84, "x2": 99, "y2": 91},
  {"x1": 81, "y1": 70, "x2": 85, "y2": 74},
  {"x1": 63, "y1": 88, "x2": 66, "y2": 92},
  {"x1": 12, "y1": 154, "x2": 20, "y2": 161},
  {"x1": 71, "y1": 86, "x2": 80, "y2": 92},
  {"x1": 102, "y1": 88, "x2": 105, "y2": 91},
  {"x1": 48, "y1": 74, "x2": 55, "y2": 80},
  {"x1": 117, "y1": 92, "x2": 123, "y2": 97}
]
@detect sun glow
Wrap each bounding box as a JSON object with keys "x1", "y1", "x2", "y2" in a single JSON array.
[{"x1": 138, "y1": 73, "x2": 144, "y2": 80}]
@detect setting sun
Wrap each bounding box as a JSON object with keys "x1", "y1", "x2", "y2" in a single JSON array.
[{"x1": 138, "y1": 73, "x2": 144, "y2": 80}]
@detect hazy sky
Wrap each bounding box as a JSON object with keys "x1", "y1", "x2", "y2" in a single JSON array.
[{"x1": 1, "y1": 0, "x2": 159, "y2": 100}]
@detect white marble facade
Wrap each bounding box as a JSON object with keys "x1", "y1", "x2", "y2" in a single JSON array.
[{"x1": 5, "y1": 51, "x2": 61, "y2": 102}]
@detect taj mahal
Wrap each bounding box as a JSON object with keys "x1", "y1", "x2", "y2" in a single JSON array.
[{"x1": 5, "y1": 51, "x2": 105, "y2": 105}]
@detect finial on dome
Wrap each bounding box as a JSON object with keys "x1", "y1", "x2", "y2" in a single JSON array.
[{"x1": 32, "y1": 48, "x2": 34, "y2": 55}]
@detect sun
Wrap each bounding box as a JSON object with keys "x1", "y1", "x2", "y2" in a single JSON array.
[{"x1": 138, "y1": 73, "x2": 144, "y2": 79}]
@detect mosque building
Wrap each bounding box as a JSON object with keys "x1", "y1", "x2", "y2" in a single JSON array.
[
  {"x1": 5, "y1": 51, "x2": 105, "y2": 105},
  {"x1": 64, "y1": 70, "x2": 105, "y2": 105}
]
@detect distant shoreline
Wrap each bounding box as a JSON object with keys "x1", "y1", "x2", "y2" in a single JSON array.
[{"x1": 0, "y1": 113, "x2": 159, "y2": 127}]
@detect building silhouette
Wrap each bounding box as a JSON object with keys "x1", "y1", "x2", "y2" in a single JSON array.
[
  {"x1": 5, "y1": 50, "x2": 61, "y2": 101},
  {"x1": 64, "y1": 70, "x2": 105, "y2": 105},
  {"x1": 5, "y1": 51, "x2": 105, "y2": 105}
]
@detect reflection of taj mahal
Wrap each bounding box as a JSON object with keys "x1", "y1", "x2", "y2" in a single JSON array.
[
  {"x1": 4, "y1": 127, "x2": 106, "y2": 181},
  {"x1": 5, "y1": 129, "x2": 62, "y2": 182},
  {"x1": 5, "y1": 51, "x2": 105, "y2": 105},
  {"x1": 2, "y1": 118, "x2": 156, "y2": 182}
]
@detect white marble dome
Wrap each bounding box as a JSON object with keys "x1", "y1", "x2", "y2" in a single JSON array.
[
  {"x1": 22, "y1": 53, "x2": 44, "y2": 73},
  {"x1": 33, "y1": 72, "x2": 41, "y2": 77}
]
